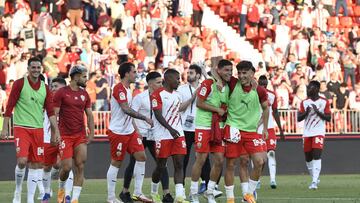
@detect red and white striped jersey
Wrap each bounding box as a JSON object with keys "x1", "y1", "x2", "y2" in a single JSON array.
[
  {"x1": 324, "y1": 62, "x2": 341, "y2": 81},
  {"x1": 179, "y1": 0, "x2": 193, "y2": 16},
  {"x1": 191, "y1": 46, "x2": 207, "y2": 63},
  {"x1": 258, "y1": 90, "x2": 277, "y2": 133},
  {"x1": 162, "y1": 36, "x2": 178, "y2": 56},
  {"x1": 151, "y1": 87, "x2": 184, "y2": 140},
  {"x1": 299, "y1": 97, "x2": 330, "y2": 137},
  {"x1": 295, "y1": 39, "x2": 310, "y2": 60},
  {"x1": 312, "y1": 8, "x2": 330, "y2": 31},
  {"x1": 109, "y1": 83, "x2": 135, "y2": 135},
  {"x1": 210, "y1": 36, "x2": 225, "y2": 57}
]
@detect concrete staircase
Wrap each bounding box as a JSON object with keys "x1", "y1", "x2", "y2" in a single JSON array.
[{"x1": 202, "y1": 5, "x2": 263, "y2": 66}]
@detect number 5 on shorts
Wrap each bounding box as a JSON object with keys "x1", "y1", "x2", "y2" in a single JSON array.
[{"x1": 198, "y1": 132, "x2": 203, "y2": 141}]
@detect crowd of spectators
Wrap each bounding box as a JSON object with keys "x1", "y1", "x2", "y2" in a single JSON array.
[{"x1": 0, "y1": 0, "x2": 358, "y2": 115}]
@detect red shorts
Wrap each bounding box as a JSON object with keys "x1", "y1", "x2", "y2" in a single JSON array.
[
  {"x1": 303, "y1": 135, "x2": 325, "y2": 152},
  {"x1": 194, "y1": 129, "x2": 225, "y2": 153},
  {"x1": 14, "y1": 127, "x2": 44, "y2": 163},
  {"x1": 44, "y1": 143, "x2": 59, "y2": 166},
  {"x1": 108, "y1": 130, "x2": 144, "y2": 161},
  {"x1": 265, "y1": 128, "x2": 277, "y2": 151},
  {"x1": 59, "y1": 133, "x2": 87, "y2": 160},
  {"x1": 225, "y1": 131, "x2": 266, "y2": 158},
  {"x1": 155, "y1": 137, "x2": 187, "y2": 158}
]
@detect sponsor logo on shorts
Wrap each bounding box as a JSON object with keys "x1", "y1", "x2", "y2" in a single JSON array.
[
  {"x1": 252, "y1": 139, "x2": 266, "y2": 147},
  {"x1": 116, "y1": 151, "x2": 122, "y2": 157},
  {"x1": 197, "y1": 142, "x2": 202, "y2": 149},
  {"x1": 270, "y1": 139, "x2": 277, "y2": 146},
  {"x1": 16, "y1": 147, "x2": 20, "y2": 153}
]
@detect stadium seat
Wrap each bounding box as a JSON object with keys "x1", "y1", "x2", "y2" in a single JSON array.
[
  {"x1": 340, "y1": 16, "x2": 353, "y2": 28},
  {"x1": 328, "y1": 17, "x2": 340, "y2": 28},
  {"x1": 354, "y1": 5, "x2": 360, "y2": 16}
]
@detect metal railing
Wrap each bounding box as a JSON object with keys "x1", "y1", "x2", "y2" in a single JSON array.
[{"x1": 1, "y1": 110, "x2": 359, "y2": 138}]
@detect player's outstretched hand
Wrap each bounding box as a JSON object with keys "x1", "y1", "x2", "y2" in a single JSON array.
[
  {"x1": 170, "y1": 128, "x2": 181, "y2": 139},
  {"x1": 217, "y1": 108, "x2": 226, "y2": 116},
  {"x1": 50, "y1": 133, "x2": 60, "y2": 146},
  {"x1": 311, "y1": 104, "x2": 319, "y2": 113},
  {"x1": 87, "y1": 133, "x2": 94, "y2": 144},
  {"x1": 145, "y1": 117, "x2": 154, "y2": 127},
  {"x1": 0, "y1": 129, "x2": 8, "y2": 140},
  {"x1": 306, "y1": 106, "x2": 312, "y2": 113},
  {"x1": 262, "y1": 129, "x2": 269, "y2": 140}
]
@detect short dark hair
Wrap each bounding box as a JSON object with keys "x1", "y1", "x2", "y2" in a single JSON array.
[
  {"x1": 309, "y1": 80, "x2": 320, "y2": 89},
  {"x1": 236, "y1": 60, "x2": 255, "y2": 72},
  {"x1": 340, "y1": 82, "x2": 347, "y2": 87},
  {"x1": 189, "y1": 64, "x2": 202, "y2": 76},
  {"x1": 258, "y1": 75, "x2": 268, "y2": 87},
  {"x1": 89, "y1": 72, "x2": 96, "y2": 79},
  {"x1": 146, "y1": 71, "x2": 162, "y2": 83},
  {"x1": 217, "y1": 59, "x2": 232, "y2": 69},
  {"x1": 118, "y1": 62, "x2": 135, "y2": 79},
  {"x1": 320, "y1": 80, "x2": 327, "y2": 84},
  {"x1": 27, "y1": 57, "x2": 42, "y2": 66},
  {"x1": 52, "y1": 77, "x2": 67, "y2": 86},
  {"x1": 69, "y1": 65, "x2": 87, "y2": 78},
  {"x1": 164, "y1": 69, "x2": 179, "y2": 79}
]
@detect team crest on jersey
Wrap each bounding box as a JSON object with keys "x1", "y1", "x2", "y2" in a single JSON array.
[
  {"x1": 80, "y1": 95, "x2": 85, "y2": 101},
  {"x1": 119, "y1": 92, "x2": 126, "y2": 100},
  {"x1": 152, "y1": 99, "x2": 158, "y2": 107},
  {"x1": 199, "y1": 87, "x2": 207, "y2": 96}
]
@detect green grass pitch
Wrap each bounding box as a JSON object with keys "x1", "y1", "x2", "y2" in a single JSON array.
[{"x1": 1, "y1": 175, "x2": 360, "y2": 203}]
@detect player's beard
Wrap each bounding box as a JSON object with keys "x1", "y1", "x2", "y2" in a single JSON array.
[{"x1": 77, "y1": 81, "x2": 87, "y2": 88}]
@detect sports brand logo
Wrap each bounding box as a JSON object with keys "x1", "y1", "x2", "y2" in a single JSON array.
[
  {"x1": 240, "y1": 100, "x2": 250, "y2": 109},
  {"x1": 119, "y1": 92, "x2": 126, "y2": 100},
  {"x1": 152, "y1": 99, "x2": 158, "y2": 107}
]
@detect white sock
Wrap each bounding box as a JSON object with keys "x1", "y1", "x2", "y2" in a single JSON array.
[
  {"x1": 241, "y1": 182, "x2": 249, "y2": 196},
  {"x1": 133, "y1": 161, "x2": 145, "y2": 196},
  {"x1": 71, "y1": 186, "x2": 82, "y2": 201},
  {"x1": 27, "y1": 169, "x2": 38, "y2": 203},
  {"x1": 175, "y1": 184, "x2": 184, "y2": 198},
  {"x1": 267, "y1": 151, "x2": 276, "y2": 182},
  {"x1": 190, "y1": 181, "x2": 198, "y2": 195},
  {"x1": 312, "y1": 159, "x2": 322, "y2": 183},
  {"x1": 42, "y1": 171, "x2": 51, "y2": 194},
  {"x1": 151, "y1": 182, "x2": 159, "y2": 194},
  {"x1": 225, "y1": 185, "x2": 234, "y2": 199},
  {"x1": 106, "y1": 165, "x2": 119, "y2": 200},
  {"x1": 306, "y1": 161, "x2": 313, "y2": 177},
  {"x1": 248, "y1": 179, "x2": 259, "y2": 194},
  {"x1": 207, "y1": 180, "x2": 216, "y2": 193},
  {"x1": 36, "y1": 169, "x2": 45, "y2": 195},
  {"x1": 15, "y1": 165, "x2": 25, "y2": 192},
  {"x1": 65, "y1": 171, "x2": 74, "y2": 196}
]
